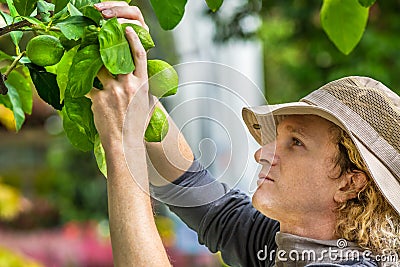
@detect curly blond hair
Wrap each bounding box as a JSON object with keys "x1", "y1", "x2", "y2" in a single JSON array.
[{"x1": 332, "y1": 126, "x2": 400, "y2": 258}]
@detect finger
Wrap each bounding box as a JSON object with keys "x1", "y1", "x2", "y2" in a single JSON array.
[
  {"x1": 96, "y1": 66, "x2": 115, "y2": 86},
  {"x1": 86, "y1": 87, "x2": 100, "y2": 100},
  {"x1": 94, "y1": 1, "x2": 128, "y2": 11},
  {"x1": 117, "y1": 18, "x2": 141, "y2": 26},
  {"x1": 101, "y1": 6, "x2": 148, "y2": 29},
  {"x1": 125, "y1": 27, "x2": 148, "y2": 79}
]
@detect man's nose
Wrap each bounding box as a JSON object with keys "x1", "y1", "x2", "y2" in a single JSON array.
[{"x1": 254, "y1": 141, "x2": 277, "y2": 165}]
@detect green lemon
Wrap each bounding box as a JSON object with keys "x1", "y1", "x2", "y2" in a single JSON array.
[
  {"x1": 145, "y1": 106, "x2": 169, "y2": 142},
  {"x1": 147, "y1": 59, "x2": 178, "y2": 98},
  {"x1": 26, "y1": 35, "x2": 65, "y2": 67}
]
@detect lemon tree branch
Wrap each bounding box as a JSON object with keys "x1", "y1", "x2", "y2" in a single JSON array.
[
  {"x1": 0, "y1": 51, "x2": 25, "y2": 95},
  {"x1": 0, "y1": 19, "x2": 31, "y2": 36}
]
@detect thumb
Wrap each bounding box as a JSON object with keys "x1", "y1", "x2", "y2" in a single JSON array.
[{"x1": 86, "y1": 87, "x2": 101, "y2": 101}]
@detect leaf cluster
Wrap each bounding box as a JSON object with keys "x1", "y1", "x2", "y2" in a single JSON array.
[{"x1": 0, "y1": 0, "x2": 177, "y2": 176}]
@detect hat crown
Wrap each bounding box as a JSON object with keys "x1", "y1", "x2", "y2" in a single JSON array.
[
  {"x1": 354, "y1": 76, "x2": 400, "y2": 109},
  {"x1": 304, "y1": 76, "x2": 400, "y2": 157}
]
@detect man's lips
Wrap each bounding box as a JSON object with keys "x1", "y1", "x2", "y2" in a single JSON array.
[{"x1": 257, "y1": 174, "x2": 274, "y2": 186}]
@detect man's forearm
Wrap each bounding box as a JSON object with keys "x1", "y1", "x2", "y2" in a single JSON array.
[
  {"x1": 106, "y1": 144, "x2": 171, "y2": 266},
  {"x1": 146, "y1": 103, "x2": 194, "y2": 186}
]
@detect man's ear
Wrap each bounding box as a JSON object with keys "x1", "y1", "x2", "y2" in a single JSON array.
[{"x1": 334, "y1": 170, "x2": 367, "y2": 203}]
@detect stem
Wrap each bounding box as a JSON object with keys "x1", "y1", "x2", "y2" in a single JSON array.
[
  {"x1": 0, "y1": 74, "x2": 7, "y2": 95},
  {"x1": 0, "y1": 15, "x2": 41, "y2": 37},
  {"x1": 4, "y1": 51, "x2": 25, "y2": 77},
  {"x1": 0, "y1": 19, "x2": 30, "y2": 36},
  {"x1": 18, "y1": 26, "x2": 61, "y2": 32},
  {"x1": 0, "y1": 51, "x2": 25, "y2": 95}
]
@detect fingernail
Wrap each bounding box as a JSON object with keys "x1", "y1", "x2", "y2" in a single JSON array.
[
  {"x1": 94, "y1": 3, "x2": 103, "y2": 8},
  {"x1": 102, "y1": 9, "x2": 113, "y2": 16}
]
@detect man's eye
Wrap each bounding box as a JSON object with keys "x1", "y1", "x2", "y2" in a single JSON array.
[{"x1": 292, "y1": 138, "x2": 303, "y2": 146}]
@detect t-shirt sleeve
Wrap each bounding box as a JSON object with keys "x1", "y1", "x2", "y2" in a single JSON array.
[{"x1": 151, "y1": 160, "x2": 280, "y2": 267}]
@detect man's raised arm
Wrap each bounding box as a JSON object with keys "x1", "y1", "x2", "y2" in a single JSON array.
[{"x1": 146, "y1": 103, "x2": 194, "y2": 186}]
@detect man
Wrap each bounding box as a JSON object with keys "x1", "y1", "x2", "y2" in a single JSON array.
[{"x1": 91, "y1": 2, "x2": 400, "y2": 266}]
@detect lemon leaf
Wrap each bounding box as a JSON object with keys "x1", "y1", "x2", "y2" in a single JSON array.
[
  {"x1": 71, "y1": 0, "x2": 100, "y2": 10},
  {"x1": 99, "y1": 17, "x2": 135, "y2": 74},
  {"x1": 61, "y1": 107, "x2": 94, "y2": 151},
  {"x1": 6, "y1": 84, "x2": 24, "y2": 131},
  {"x1": 94, "y1": 134, "x2": 107, "y2": 177},
  {"x1": 81, "y1": 6, "x2": 103, "y2": 26},
  {"x1": 358, "y1": 0, "x2": 375, "y2": 7},
  {"x1": 0, "y1": 89, "x2": 11, "y2": 106},
  {"x1": 54, "y1": 0, "x2": 70, "y2": 13},
  {"x1": 0, "y1": 81, "x2": 25, "y2": 131},
  {"x1": 6, "y1": 70, "x2": 33, "y2": 115},
  {"x1": 26, "y1": 63, "x2": 64, "y2": 110},
  {"x1": 37, "y1": 0, "x2": 55, "y2": 22},
  {"x1": 81, "y1": 26, "x2": 100, "y2": 48},
  {"x1": 0, "y1": 50, "x2": 13, "y2": 62},
  {"x1": 67, "y1": 2, "x2": 82, "y2": 16},
  {"x1": 57, "y1": 16, "x2": 95, "y2": 40},
  {"x1": 57, "y1": 45, "x2": 79, "y2": 103},
  {"x1": 64, "y1": 90, "x2": 97, "y2": 144},
  {"x1": 321, "y1": 0, "x2": 369, "y2": 55},
  {"x1": 13, "y1": 0, "x2": 37, "y2": 16},
  {"x1": 67, "y1": 44, "x2": 103, "y2": 97},
  {"x1": 5, "y1": 0, "x2": 18, "y2": 17},
  {"x1": 149, "y1": 0, "x2": 188, "y2": 30},
  {"x1": 205, "y1": 0, "x2": 223, "y2": 12},
  {"x1": 21, "y1": 16, "x2": 44, "y2": 25}
]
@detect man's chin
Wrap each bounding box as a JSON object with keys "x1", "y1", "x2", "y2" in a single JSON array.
[{"x1": 251, "y1": 190, "x2": 276, "y2": 218}]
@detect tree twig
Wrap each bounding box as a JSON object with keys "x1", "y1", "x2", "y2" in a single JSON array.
[
  {"x1": 0, "y1": 15, "x2": 41, "y2": 36},
  {"x1": 0, "y1": 19, "x2": 30, "y2": 36},
  {"x1": 0, "y1": 73, "x2": 8, "y2": 95},
  {"x1": 4, "y1": 51, "x2": 25, "y2": 77},
  {"x1": 0, "y1": 51, "x2": 26, "y2": 95}
]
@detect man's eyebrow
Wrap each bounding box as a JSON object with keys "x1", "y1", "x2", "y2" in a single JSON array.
[{"x1": 285, "y1": 125, "x2": 311, "y2": 139}]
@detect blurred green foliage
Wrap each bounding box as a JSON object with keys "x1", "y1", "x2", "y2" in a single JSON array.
[
  {"x1": 260, "y1": 1, "x2": 400, "y2": 103},
  {"x1": 209, "y1": 0, "x2": 400, "y2": 103},
  {"x1": 0, "y1": 133, "x2": 107, "y2": 228},
  {"x1": 41, "y1": 136, "x2": 107, "y2": 223}
]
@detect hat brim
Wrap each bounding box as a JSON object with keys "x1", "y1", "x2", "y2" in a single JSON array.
[{"x1": 242, "y1": 102, "x2": 400, "y2": 215}]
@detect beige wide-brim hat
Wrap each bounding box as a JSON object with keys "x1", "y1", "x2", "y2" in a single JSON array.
[{"x1": 242, "y1": 76, "x2": 400, "y2": 216}]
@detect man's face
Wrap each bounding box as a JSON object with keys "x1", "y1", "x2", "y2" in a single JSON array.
[{"x1": 252, "y1": 115, "x2": 342, "y2": 223}]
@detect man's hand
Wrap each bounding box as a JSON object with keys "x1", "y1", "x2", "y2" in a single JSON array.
[{"x1": 90, "y1": 2, "x2": 152, "y2": 151}]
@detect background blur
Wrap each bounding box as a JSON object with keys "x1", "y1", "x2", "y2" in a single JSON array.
[{"x1": 0, "y1": 0, "x2": 399, "y2": 266}]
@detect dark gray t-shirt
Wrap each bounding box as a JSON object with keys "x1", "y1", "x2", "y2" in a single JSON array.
[{"x1": 151, "y1": 160, "x2": 379, "y2": 267}]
